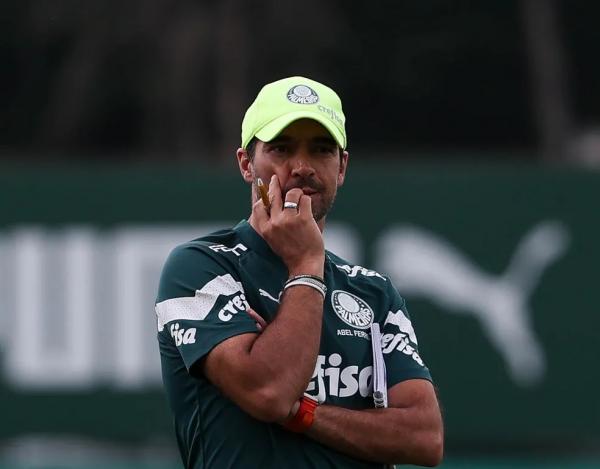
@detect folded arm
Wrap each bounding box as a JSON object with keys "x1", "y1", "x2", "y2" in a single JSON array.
[
  {"x1": 201, "y1": 282, "x2": 323, "y2": 423},
  {"x1": 306, "y1": 379, "x2": 444, "y2": 467}
]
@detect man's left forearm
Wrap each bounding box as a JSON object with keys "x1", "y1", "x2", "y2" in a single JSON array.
[{"x1": 305, "y1": 389, "x2": 443, "y2": 466}]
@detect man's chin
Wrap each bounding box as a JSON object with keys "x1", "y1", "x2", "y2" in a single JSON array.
[
  {"x1": 311, "y1": 202, "x2": 332, "y2": 223},
  {"x1": 312, "y1": 211, "x2": 325, "y2": 223},
  {"x1": 302, "y1": 192, "x2": 335, "y2": 223}
]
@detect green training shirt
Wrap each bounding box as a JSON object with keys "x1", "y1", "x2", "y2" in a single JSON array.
[{"x1": 156, "y1": 220, "x2": 432, "y2": 468}]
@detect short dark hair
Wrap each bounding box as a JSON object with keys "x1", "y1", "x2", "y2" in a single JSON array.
[{"x1": 246, "y1": 137, "x2": 258, "y2": 160}]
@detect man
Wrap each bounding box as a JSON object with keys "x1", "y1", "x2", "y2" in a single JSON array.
[{"x1": 156, "y1": 76, "x2": 443, "y2": 468}]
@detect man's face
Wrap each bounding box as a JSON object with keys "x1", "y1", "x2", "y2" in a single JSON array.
[{"x1": 240, "y1": 119, "x2": 348, "y2": 223}]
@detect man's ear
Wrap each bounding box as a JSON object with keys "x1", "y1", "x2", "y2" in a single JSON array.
[{"x1": 236, "y1": 148, "x2": 254, "y2": 183}]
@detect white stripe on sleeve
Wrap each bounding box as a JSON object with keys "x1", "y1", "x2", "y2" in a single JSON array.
[{"x1": 155, "y1": 274, "x2": 244, "y2": 331}]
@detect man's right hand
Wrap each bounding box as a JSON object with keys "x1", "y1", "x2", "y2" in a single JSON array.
[{"x1": 252, "y1": 175, "x2": 325, "y2": 277}]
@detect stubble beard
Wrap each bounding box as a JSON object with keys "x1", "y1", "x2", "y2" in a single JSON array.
[{"x1": 311, "y1": 189, "x2": 337, "y2": 223}]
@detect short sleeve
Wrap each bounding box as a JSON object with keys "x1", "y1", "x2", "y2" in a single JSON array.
[
  {"x1": 155, "y1": 243, "x2": 259, "y2": 371},
  {"x1": 380, "y1": 280, "x2": 432, "y2": 387}
]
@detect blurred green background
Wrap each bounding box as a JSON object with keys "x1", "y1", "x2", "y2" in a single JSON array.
[{"x1": 1, "y1": 165, "x2": 598, "y2": 467}]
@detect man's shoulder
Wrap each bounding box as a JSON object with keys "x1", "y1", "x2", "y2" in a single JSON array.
[
  {"x1": 327, "y1": 250, "x2": 389, "y2": 285},
  {"x1": 171, "y1": 226, "x2": 250, "y2": 261},
  {"x1": 157, "y1": 226, "x2": 250, "y2": 302}
]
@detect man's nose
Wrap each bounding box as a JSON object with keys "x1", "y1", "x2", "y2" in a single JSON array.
[{"x1": 289, "y1": 152, "x2": 316, "y2": 178}]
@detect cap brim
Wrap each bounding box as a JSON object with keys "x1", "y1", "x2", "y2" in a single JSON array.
[{"x1": 254, "y1": 111, "x2": 346, "y2": 149}]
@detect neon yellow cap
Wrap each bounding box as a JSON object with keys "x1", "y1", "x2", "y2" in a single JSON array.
[{"x1": 241, "y1": 76, "x2": 347, "y2": 150}]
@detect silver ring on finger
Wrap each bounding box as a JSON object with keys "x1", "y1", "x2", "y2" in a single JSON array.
[{"x1": 283, "y1": 201, "x2": 299, "y2": 210}]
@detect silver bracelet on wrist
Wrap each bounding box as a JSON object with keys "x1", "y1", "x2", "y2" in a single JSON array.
[{"x1": 284, "y1": 275, "x2": 327, "y2": 298}]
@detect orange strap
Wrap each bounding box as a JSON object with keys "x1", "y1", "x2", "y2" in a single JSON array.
[{"x1": 283, "y1": 396, "x2": 318, "y2": 433}]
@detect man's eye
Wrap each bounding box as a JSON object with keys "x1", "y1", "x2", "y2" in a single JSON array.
[
  {"x1": 316, "y1": 146, "x2": 336, "y2": 154},
  {"x1": 269, "y1": 145, "x2": 288, "y2": 153}
]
